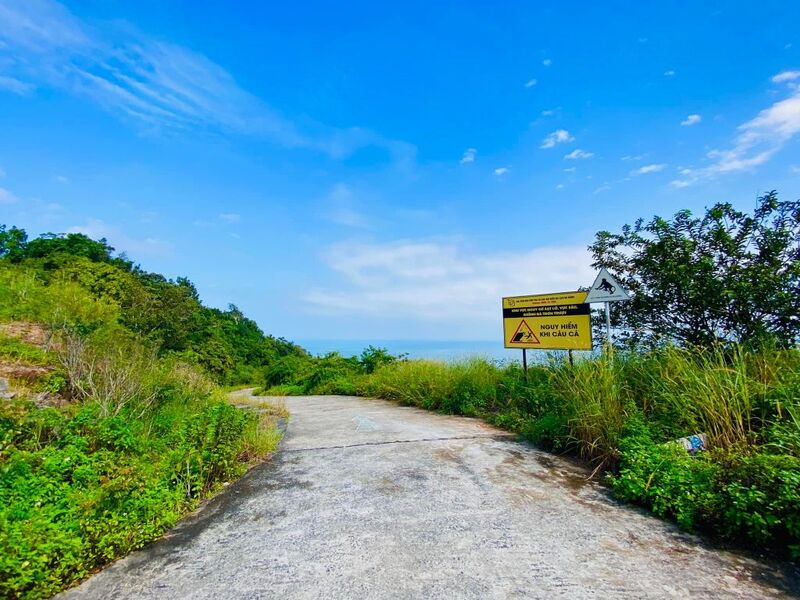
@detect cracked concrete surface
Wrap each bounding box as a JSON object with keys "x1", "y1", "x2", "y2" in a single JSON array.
[{"x1": 60, "y1": 393, "x2": 800, "y2": 599}]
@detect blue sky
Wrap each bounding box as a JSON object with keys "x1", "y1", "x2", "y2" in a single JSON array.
[{"x1": 1, "y1": 0, "x2": 799, "y2": 342}]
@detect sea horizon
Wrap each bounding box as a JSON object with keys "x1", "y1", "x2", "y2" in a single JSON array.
[{"x1": 296, "y1": 338, "x2": 580, "y2": 363}]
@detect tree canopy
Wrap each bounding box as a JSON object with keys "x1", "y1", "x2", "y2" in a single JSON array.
[
  {"x1": 590, "y1": 191, "x2": 800, "y2": 347},
  {"x1": 0, "y1": 226, "x2": 306, "y2": 383}
]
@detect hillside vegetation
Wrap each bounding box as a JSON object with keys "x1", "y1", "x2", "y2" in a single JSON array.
[
  {"x1": 0, "y1": 227, "x2": 292, "y2": 598},
  {"x1": 258, "y1": 193, "x2": 800, "y2": 559}
]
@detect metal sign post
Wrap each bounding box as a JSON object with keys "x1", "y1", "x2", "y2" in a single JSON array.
[{"x1": 522, "y1": 348, "x2": 528, "y2": 382}]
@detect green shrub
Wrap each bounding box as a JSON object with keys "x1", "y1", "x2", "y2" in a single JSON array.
[
  {"x1": 610, "y1": 420, "x2": 721, "y2": 530},
  {"x1": 520, "y1": 414, "x2": 569, "y2": 452},
  {"x1": 0, "y1": 394, "x2": 273, "y2": 599},
  {"x1": 717, "y1": 452, "x2": 800, "y2": 555}
]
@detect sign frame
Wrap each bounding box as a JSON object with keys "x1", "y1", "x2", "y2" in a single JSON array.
[{"x1": 502, "y1": 290, "x2": 593, "y2": 351}]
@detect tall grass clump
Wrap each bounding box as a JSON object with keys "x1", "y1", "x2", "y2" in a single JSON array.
[
  {"x1": 362, "y1": 358, "x2": 502, "y2": 415},
  {"x1": 550, "y1": 354, "x2": 632, "y2": 468},
  {"x1": 645, "y1": 346, "x2": 757, "y2": 448}
]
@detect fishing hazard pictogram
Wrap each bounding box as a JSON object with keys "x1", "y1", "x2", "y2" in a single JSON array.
[{"x1": 509, "y1": 319, "x2": 540, "y2": 345}]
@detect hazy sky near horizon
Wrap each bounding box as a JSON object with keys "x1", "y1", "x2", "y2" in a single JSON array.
[{"x1": 1, "y1": 0, "x2": 800, "y2": 341}]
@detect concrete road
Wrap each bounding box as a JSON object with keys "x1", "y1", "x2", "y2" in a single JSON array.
[{"x1": 62, "y1": 393, "x2": 799, "y2": 599}]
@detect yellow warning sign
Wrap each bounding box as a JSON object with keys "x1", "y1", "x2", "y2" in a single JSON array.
[{"x1": 502, "y1": 291, "x2": 592, "y2": 350}]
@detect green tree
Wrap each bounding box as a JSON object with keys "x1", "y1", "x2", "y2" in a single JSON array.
[
  {"x1": 590, "y1": 191, "x2": 800, "y2": 347},
  {"x1": 24, "y1": 232, "x2": 119, "y2": 264},
  {"x1": 0, "y1": 224, "x2": 28, "y2": 261},
  {"x1": 359, "y1": 345, "x2": 403, "y2": 373}
]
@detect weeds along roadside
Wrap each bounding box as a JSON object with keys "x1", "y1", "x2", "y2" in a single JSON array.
[
  {"x1": 258, "y1": 345, "x2": 800, "y2": 559},
  {"x1": 0, "y1": 269, "x2": 285, "y2": 598}
]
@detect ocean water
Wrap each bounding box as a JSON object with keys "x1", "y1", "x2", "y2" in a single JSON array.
[{"x1": 297, "y1": 339, "x2": 568, "y2": 364}]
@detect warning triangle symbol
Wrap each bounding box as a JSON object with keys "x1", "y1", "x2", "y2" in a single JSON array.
[
  {"x1": 509, "y1": 319, "x2": 540, "y2": 344},
  {"x1": 585, "y1": 268, "x2": 631, "y2": 302}
]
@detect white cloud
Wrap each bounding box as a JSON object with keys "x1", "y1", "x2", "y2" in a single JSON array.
[
  {"x1": 772, "y1": 70, "x2": 800, "y2": 84},
  {"x1": 0, "y1": 75, "x2": 35, "y2": 95},
  {"x1": 324, "y1": 183, "x2": 369, "y2": 228},
  {"x1": 664, "y1": 70, "x2": 675, "y2": 77},
  {"x1": 524, "y1": 78, "x2": 537, "y2": 88},
  {"x1": 218, "y1": 212, "x2": 241, "y2": 223},
  {"x1": 56, "y1": 175, "x2": 68, "y2": 183},
  {"x1": 672, "y1": 72, "x2": 800, "y2": 187},
  {"x1": 791, "y1": 165, "x2": 800, "y2": 174},
  {"x1": 563, "y1": 167, "x2": 576, "y2": 173},
  {"x1": 67, "y1": 219, "x2": 172, "y2": 258},
  {"x1": 621, "y1": 154, "x2": 645, "y2": 161},
  {"x1": 681, "y1": 114, "x2": 702, "y2": 126},
  {"x1": 0, "y1": 187, "x2": 18, "y2": 204},
  {"x1": 493, "y1": 167, "x2": 510, "y2": 176},
  {"x1": 460, "y1": 147, "x2": 477, "y2": 164},
  {"x1": 540, "y1": 129, "x2": 573, "y2": 149},
  {"x1": 632, "y1": 163, "x2": 666, "y2": 175},
  {"x1": 564, "y1": 148, "x2": 593, "y2": 160},
  {"x1": 555, "y1": 183, "x2": 564, "y2": 190},
  {"x1": 304, "y1": 239, "x2": 594, "y2": 321},
  {"x1": 0, "y1": 0, "x2": 414, "y2": 165},
  {"x1": 541, "y1": 109, "x2": 556, "y2": 117},
  {"x1": 542, "y1": 58, "x2": 552, "y2": 67},
  {"x1": 593, "y1": 184, "x2": 611, "y2": 194}
]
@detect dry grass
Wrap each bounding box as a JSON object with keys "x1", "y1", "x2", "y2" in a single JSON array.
[{"x1": 230, "y1": 394, "x2": 290, "y2": 419}]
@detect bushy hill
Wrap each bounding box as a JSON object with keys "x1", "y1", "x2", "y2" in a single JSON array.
[
  {"x1": 0, "y1": 224, "x2": 306, "y2": 385},
  {"x1": 0, "y1": 224, "x2": 289, "y2": 598}
]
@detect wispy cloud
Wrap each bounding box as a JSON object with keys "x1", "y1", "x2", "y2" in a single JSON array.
[
  {"x1": 460, "y1": 147, "x2": 477, "y2": 164},
  {"x1": 621, "y1": 154, "x2": 645, "y2": 161},
  {"x1": 540, "y1": 109, "x2": 556, "y2": 117},
  {"x1": 631, "y1": 163, "x2": 666, "y2": 175},
  {"x1": 772, "y1": 70, "x2": 800, "y2": 84},
  {"x1": 0, "y1": 0, "x2": 414, "y2": 164},
  {"x1": 671, "y1": 72, "x2": 800, "y2": 187},
  {"x1": 593, "y1": 183, "x2": 611, "y2": 194},
  {"x1": 494, "y1": 167, "x2": 510, "y2": 176},
  {"x1": 542, "y1": 58, "x2": 552, "y2": 67},
  {"x1": 0, "y1": 74, "x2": 35, "y2": 95},
  {"x1": 218, "y1": 212, "x2": 241, "y2": 224},
  {"x1": 540, "y1": 129, "x2": 573, "y2": 149},
  {"x1": 304, "y1": 239, "x2": 594, "y2": 321},
  {"x1": 68, "y1": 219, "x2": 172, "y2": 258},
  {"x1": 323, "y1": 183, "x2": 370, "y2": 228},
  {"x1": 681, "y1": 114, "x2": 702, "y2": 126},
  {"x1": 0, "y1": 187, "x2": 18, "y2": 204},
  {"x1": 524, "y1": 78, "x2": 537, "y2": 88},
  {"x1": 664, "y1": 70, "x2": 675, "y2": 77},
  {"x1": 564, "y1": 148, "x2": 593, "y2": 160}
]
